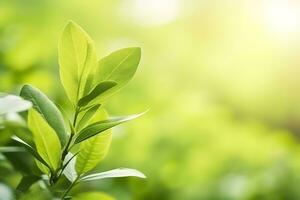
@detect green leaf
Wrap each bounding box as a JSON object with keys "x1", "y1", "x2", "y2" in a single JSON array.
[
  {"x1": 79, "y1": 168, "x2": 146, "y2": 182},
  {"x1": 58, "y1": 21, "x2": 98, "y2": 105},
  {"x1": 74, "y1": 111, "x2": 146, "y2": 144},
  {"x1": 27, "y1": 109, "x2": 62, "y2": 173},
  {"x1": 0, "y1": 146, "x2": 24, "y2": 153},
  {"x1": 73, "y1": 192, "x2": 115, "y2": 200},
  {"x1": 17, "y1": 175, "x2": 40, "y2": 192},
  {"x1": 12, "y1": 136, "x2": 51, "y2": 170},
  {"x1": 92, "y1": 47, "x2": 141, "y2": 100},
  {"x1": 75, "y1": 109, "x2": 111, "y2": 175},
  {"x1": 20, "y1": 85, "x2": 67, "y2": 147},
  {"x1": 76, "y1": 104, "x2": 100, "y2": 131},
  {"x1": 2, "y1": 150, "x2": 35, "y2": 175},
  {"x1": 77, "y1": 81, "x2": 117, "y2": 107},
  {"x1": 0, "y1": 94, "x2": 32, "y2": 115}
]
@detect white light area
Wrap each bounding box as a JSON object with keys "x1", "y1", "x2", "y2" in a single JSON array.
[
  {"x1": 263, "y1": 0, "x2": 300, "y2": 37},
  {"x1": 123, "y1": 0, "x2": 182, "y2": 26}
]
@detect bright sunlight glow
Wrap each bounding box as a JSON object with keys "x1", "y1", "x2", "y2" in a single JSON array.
[
  {"x1": 263, "y1": 0, "x2": 300, "y2": 37},
  {"x1": 124, "y1": 0, "x2": 182, "y2": 26}
]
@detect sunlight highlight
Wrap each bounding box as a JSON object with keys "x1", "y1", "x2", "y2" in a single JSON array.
[
  {"x1": 125, "y1": 0, "x2": 181, "y2": 26},
  {"x1": 263, "y1": 0, "x2": 300, "y2": 37}
]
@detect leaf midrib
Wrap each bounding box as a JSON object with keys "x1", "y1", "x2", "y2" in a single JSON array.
[{"x1": 69, "y1": 25, "x2": 83, "y2": 103}]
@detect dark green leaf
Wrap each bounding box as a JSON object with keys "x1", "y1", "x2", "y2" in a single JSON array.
[
  {"x1": 20, "y1": 84, "x2": 67, "y2": 147},
  {"x1": 77, "y1": 81, "x2": 117, "y2": 107},
  {"x1": 17, "y1": 175, "x2": 41, "y2": 192},
  {"x1": 74, "y1": 111, "x2": 146, "y2": 144},
  {"x1": 76, "y1": 104, "x2": 101, "y2": 131},
  {"x1": 2, "y1": 151, "x2": 33, "y2": 175},
  {"x1": 12, "y1": 136, "x2": 50, "y2": 170}
]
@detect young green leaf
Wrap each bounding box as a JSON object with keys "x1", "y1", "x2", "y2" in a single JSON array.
[
  {"x1": 27, "y1": 109, "x2": 62, "y2": 172},
  {"x1": 58, "y1": 21, "x2": 97, "y2": 105},
  {"x1": 79, "y1": 168, "x2": 146, "y2": 182},
  {"x1": 92, "y1": 47, "x2": 141, "y2": 100},
  {"x1": 20, "y1": 85, "x2": 67, "y2": 147},
  {"x1": 75, "y1": 109, "x2": 112, "y2": 175},
  {"x1": 73, "y1": 192, "x2": 115, "y2": 200},
  {"x1": 77, "y1": 81, "x2": 117, "y2": 107},
  {"x1": 12, "y1": 136, "x2": 50, "y2": 170},
  {"x1": 76, "y1": 104, "x2": 101, "y2": 131},
  {"x1": 74, "y1": 111, "x2": 146, "y2": 144},
  {"x1": 76, "y1": 131, "x2": 111, "y2": 175}
]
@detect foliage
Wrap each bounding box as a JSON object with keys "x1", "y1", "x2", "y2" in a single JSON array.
[
  {"x1": 0, "y1": 21, "x2": 146, "y2": 199},
  {"x1": 2, "y1": 1, "x2": 300, "y2": 200}
]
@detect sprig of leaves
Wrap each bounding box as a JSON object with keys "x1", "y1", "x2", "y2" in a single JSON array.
[{"x1": 14, "y1": 20, "x2": 146, "y2": 199}]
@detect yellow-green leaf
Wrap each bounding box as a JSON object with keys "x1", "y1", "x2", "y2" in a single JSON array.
[
  {"x1": 91, "y1": 47, "x2": 141, "y2": 102},
  {"x1": 75, "y1": 109, "x2": 111, "y2": 175},
  {"x1": 28, "y1": 109, "x2": 61, "y2": 173},
  {"x1": 58, "y1": 21, "x2": 97, "y2": 105},
  {"x1": 76, "y1": 104, "x2": 100, "y2": 131}
]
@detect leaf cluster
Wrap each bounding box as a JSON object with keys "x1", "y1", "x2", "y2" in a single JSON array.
[{"x1": 4, "y1": 21, "x2": 146, "y2": 199}]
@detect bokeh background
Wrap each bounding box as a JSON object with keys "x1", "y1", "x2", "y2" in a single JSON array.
[{"x1": 2, "y1": 0, "x2": 300, "y2": 199}]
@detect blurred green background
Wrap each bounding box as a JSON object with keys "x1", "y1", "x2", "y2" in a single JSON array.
[{"x1": 2, "y1": 0, "x2": 300, "y2": 199}]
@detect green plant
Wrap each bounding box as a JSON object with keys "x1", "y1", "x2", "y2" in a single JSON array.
[{"x1": 2, "y1": 21, "x2": 146, "y2": 199}]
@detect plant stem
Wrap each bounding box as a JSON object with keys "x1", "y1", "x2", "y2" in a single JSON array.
[
  {"x1": 59, "y1": 107, "x2": 81, "y2": 199},
  {"x1": 62, "y1": 107, "x2": 80, "y2": 161},
  {"x1": 60, "y1": 177, "x2": 79, "y2": 199},
  {"x1": 62, "y1": 133, "x2": 74, "y2": 160},
  {"x1": 73, "y1": 106, "x2": 80, "y2": 127}
]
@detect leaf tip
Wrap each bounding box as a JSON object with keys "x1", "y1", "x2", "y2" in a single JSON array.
[
  {"x1": 130, "y1": 47, "x2": 141, "y2": 56},
  {"x1": 20, "y1": 84, "x2": 33, "y2": 97},
  {"x1": 138, "y1": 172, "x2": 147, "y2": 179},
  {"x1": 134, "y1": 109, "x2": 149, "y2": 119},
  {"x1": 20, "y1": 84, "x2": 31, "y2": 91},
  {"x1": 62, "y1": 20, "x2": 83, "y2": 36},
  {"x1": 65, "y1": 20, "x2": 77, "y2": 28}
]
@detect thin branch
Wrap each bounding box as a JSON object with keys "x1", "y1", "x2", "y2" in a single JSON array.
[{"x1": 60, "y1": 177, "x2": 79, "y2": 199}]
